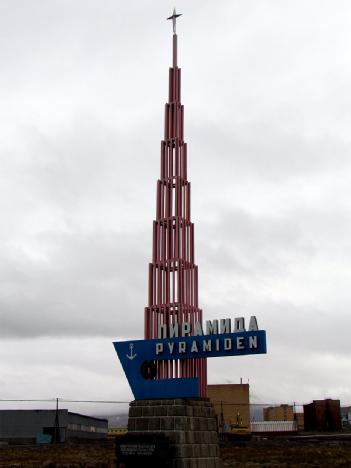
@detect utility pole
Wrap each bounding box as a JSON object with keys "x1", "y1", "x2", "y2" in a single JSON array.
[{"x1": 53, "y1": 397, "x2": 60, "y2": 443}]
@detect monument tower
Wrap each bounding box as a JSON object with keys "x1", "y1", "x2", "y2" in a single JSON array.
[
  {"x1": 114, "y1": 13, "x2": 266, "y2": 465},
  {"x1": 144, "y1": 10, "x2": 207, "y2": 396}
]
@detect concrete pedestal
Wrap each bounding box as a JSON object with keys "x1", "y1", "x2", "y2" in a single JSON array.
[{"x1": 127, "y1": 398, "x2": 222, "y2": 468}]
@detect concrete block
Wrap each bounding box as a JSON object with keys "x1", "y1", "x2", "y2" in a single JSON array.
[
  {"x1": 207, "y1": 418, "x2": 217, "y2": 431},
  {"x1": 191, "y1": 459, "x2": 201, "y2": 468},
  {"x1": 174, "y1": 416, "x2": 187, "y2": 430},
  {"x1": 194, "y1": 417, "x2": 201, "y2": 428},
  {"x1": 153, "y1": 405, "x2": 167, "y2": 416},
  {"x1": 192, "y1": 443, "x2": 200, "y2": 458},
  {"x1": 134, "y1": 418, "x2": 148, "y2": 431},
  {"x1": 184, "y1": 458, "x2": 198, "y2": 468},
  {"x1": 202, "y1": 406, "x2": 210, "y2": 417},
  {"x1": 196, "y1": 459, "x2": 208, "y2": 468},
  {"x1": 148, "y1": 399, "x2": 160, "y2": 406},
  {"x1": 185, "y1": 431, "x2": 194, "y2": 444},
  {"x1": 192, "y1": 406, "x2": 201, "y2": 417},
  {"x1": 162, "y1": 399, "x2": 175, "y2": 406},
  {"x1": 209, "y1": 444, "x2": 217, "y2": 457},
  {"x1": 129, "y1": 406, "x2": 142, "y2": 418},
  {"x1": 174, "y1": 444, "x2": 190, "y2": 458},
  {"x1": 199, "y1": 418, "x2": 208, "y2": 431},
  {"x1": 209, "y1": 431, "x2": 219, "y2": 444},
  {"x1": 199, "y1": 443, "x2": 209, "y2": 457},
  {"x1": 168, "y1": 405, "x2": 178, "y2": 416},
  {"x1": 160, "y1": 416, "x2": 175, "y2": 430},
  {"x1": 127, "y1": 418, "x2": 136, "y2": 431},
  {"x1": 148, "y1": 417, "x2": 160, "y2": 430},
  {"x1": 174, "y1": 431, "x2": 186, "y2": 444},
  {"x1": 175, "y1": 398, "x2": 186, "y2": 405},
  {"x1": 174, "y1": 460, "x2": 187, "y2": 468},
  {"x1": 174, "y1": 405, "x2": 187, "y2": 416},
  {"x1": 128, "y1": 398, "x2": 221, "y2": 467},
  {"x1": 195, "y1": 460, "x2": 205, "y2": 468},
  {"x1": 187, "y1": 444, "x2": 195, "y2": 458},
  {"x1": 202, "y1": 431, "x2": 209, "y2": 444},
  {"x1": 142, "y1": 406, "x2": 154, "y2": 417}
]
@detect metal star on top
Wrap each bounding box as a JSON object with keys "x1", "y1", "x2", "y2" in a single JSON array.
[{"x1": 167, "y1": 8, "x2": 182, "y2": 34}]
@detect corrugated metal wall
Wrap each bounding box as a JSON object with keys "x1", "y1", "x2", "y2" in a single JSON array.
[
  {"x1": 0, "y1": 410, "x2": 107, "y2": 442},
  {"x1": 0, "y1": 410, "x2": 68, "y2": 439},
  {"x1": 251, "y1": 421, "x2": 298, "y2": 433}
]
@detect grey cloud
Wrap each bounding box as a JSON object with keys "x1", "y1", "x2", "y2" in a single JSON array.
[
  {"x1": 1, "y1": 0, "x2": 351, "y2": 406},
  {"x1": 189, "y1": 121, "x2": 351, "y2": 181},
  {"x1": 0, "y1": 231, "x2": 149, "y2": 338},
  {"x1": 0, "y1": 337, "x2": 133, "y2": 407},
  {"x1": 197, "y1": 207, "x2": 313, "y2": 280}
]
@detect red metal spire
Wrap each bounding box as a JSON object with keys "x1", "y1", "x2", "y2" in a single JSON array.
[{"x1": 144, "y1": 23, "x2": 207, "y2": 397}]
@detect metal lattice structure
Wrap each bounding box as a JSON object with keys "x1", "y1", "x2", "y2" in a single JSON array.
[{"x1": 144, "y1": 31, "x2": 207, "y2": 397}]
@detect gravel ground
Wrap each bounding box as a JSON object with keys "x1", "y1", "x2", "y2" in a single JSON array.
[
  {"x1": 1, "y1": 437, "x2": 351, "y2": 467},
  {"x1": 221, "y1": 439, "x2": 351, "y2": 467},
  {"x1": 0, "y1": 440, "x2": 116, "y2": 468}
]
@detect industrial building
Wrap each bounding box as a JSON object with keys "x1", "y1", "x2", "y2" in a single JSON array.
[
  {"x1": 341, "y1": 406, "x2": 351, "y2": 427},
  {"x1": 263, "y1": 404, "x2": 294, "y2": 421},
  {"x1": 207, "y1": 383, "x2": 250, "y2": 431},
  {"x1": 263, "y1": 405, "x2": 305, "y2": 430},
  {"x1": 0, "y1": 410, "x2": 108, "y2": 444},
  {"x1": 303, "y1": 399, "x2": 341, "y2": 431},
  {"x1": 207, "y1": 385, "x2": 299, "y2": 435}
]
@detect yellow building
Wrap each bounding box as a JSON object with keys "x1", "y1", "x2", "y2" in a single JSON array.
[
  {"x1": 108, "y1": 427, "x2": 127, "y2": 437},
  {"x1": 263, "y1": 405, "x2": 294, "y2": 421},
  {"x1": 207, "y1": 384, "x2": 250, "y2": 431}
]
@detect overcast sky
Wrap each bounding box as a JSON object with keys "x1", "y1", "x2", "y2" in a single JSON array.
[{"x1": 1, "y1": 0, "x2": 351, "y2": 415}]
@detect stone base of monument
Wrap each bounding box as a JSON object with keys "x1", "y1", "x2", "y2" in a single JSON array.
[{"x1": 117, "y1": 398, "x2": 222, "y2": 468}]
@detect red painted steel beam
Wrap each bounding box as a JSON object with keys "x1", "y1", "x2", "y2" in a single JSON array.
[{"x1": 144, "y1": 33, "x2": 207, "y2": 396}]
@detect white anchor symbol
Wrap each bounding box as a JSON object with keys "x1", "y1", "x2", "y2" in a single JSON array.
[{"x1": 126, "y1": 343, "x2": 137, "y2": 361}]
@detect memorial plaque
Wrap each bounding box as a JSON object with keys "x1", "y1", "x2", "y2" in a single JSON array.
[{"x1": 116, "y1": 433, "x2": 172, "y2": 468}]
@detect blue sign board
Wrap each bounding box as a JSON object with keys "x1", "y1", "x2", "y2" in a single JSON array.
[{"x1": 114, "y1": 330, "x2": 266, "y2": 400}]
